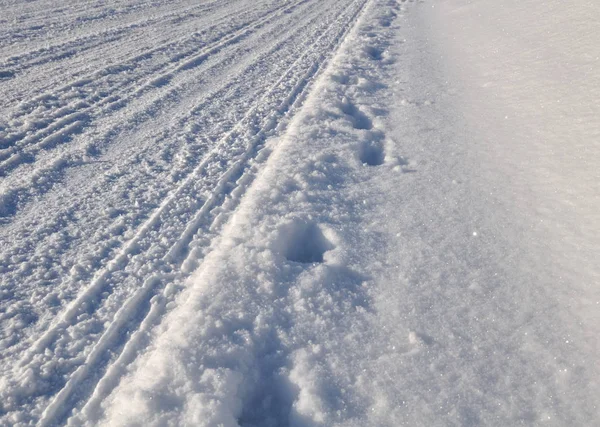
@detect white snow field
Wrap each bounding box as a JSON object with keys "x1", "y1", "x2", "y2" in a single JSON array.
[{"x1": 1, "y1": 0, "x2": 599, "y2": 425}]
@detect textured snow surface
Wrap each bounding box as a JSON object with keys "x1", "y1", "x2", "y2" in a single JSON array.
[{"x1": 1, "y1": 0, "x2": 599, "y2": 425}]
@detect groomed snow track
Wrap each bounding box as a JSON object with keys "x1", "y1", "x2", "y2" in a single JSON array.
[{"x1": 0, "y1": 0, "x2": 370, "y2": 424}]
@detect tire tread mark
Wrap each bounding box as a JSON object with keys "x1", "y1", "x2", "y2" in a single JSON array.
[{"x1": 35, "y1": 1, "x2": 369, "y2": 425}]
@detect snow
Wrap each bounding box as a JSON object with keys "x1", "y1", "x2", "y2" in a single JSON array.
[{"x1": 1, "y1": 0, "x2": 599, "y2": 425}]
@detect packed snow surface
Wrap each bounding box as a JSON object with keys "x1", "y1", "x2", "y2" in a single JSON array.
[{"x1": 0, "y1": 0, "x2": 598, "y2": 425}]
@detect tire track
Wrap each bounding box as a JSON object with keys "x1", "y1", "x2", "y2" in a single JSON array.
[
  {"x1": 0, "y1": 0, "x2": 323, "y2": 324},
  {"x1": 0, "y1": 0, "x2": 224, "y2": 108},
  {"x1": 0, "y1": 0, "x2": 273, "y2": 107},
  {"x1": 0, "y1": 0, "x2": 219, "y2": 76},
  {"x1": 52, "y1": 2, "x2": 370, "y2": 422},
  {"x1": 0, "y1": 1, "x2": 304, "y2": 174},
  {"x1": 0, "y1": 0, "x2": 312, "y2": 219},
  {"x1": 35, "y1": 2, "x2": 364, "y2": 426},
  {"x1": 0, "y1": 0, "x2": 364, "y2": 424},
  {"x1": 15, "y1": 0, "x2": 331, "y2": 369}
]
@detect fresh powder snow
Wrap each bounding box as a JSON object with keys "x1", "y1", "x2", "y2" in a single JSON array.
[{"x1": 0, "y1": 0, "x2": 598, "y2": 426}]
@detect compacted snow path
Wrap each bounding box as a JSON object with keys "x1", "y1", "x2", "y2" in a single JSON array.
[
  {"x1": 0, "y1": 0, "x2": 372, "y2": 424},
  {"x1": 1, "y1": 0, "x2": 599, "y2": 425}
]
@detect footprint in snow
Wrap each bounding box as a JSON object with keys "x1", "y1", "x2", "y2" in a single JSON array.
[
  {"x1": 363, "y1": 46, "x2": 384, "y2": 61},
  {"x1": 275, "y1": 220, "x2": 336, "y2": 264},
  {"x1": 359, "y1": 141, "x2": 385, "y2": 166},
  {"x1": 339, "y1": 99, "x2": 373, "y2": 130}
]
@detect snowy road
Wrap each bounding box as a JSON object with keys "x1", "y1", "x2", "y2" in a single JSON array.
[
  {"x1": 1, "y1": 0, "x2": 370, "y2": 424},
  {"x1": 1, "y1": 0, "x2": 599, "y2": 425}
]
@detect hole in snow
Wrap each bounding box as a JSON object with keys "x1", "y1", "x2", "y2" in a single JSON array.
[
  {"x1": 339, "y1": 100, "x2": 372, "y2": 130},
  {"x1": 359, "y1": 142, "x2": 385, "y2": 166},
  {"x1": 277, "y1": 221, "x2": 335, "y2": 264},
  {"x1": 379, "y1": 10, "x2": 398, "y2": 27},
  {"x1": 363, "y1": 46, "x2": 383, "y2": 61}
]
